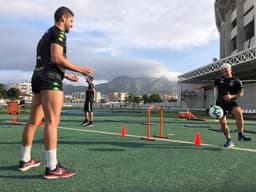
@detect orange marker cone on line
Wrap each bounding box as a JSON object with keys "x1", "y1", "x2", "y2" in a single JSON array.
[
  {"x1": 194, "y1": 131, "x2": 202, "y2": 146},
  {"x1": 121, "y1": 126, "x2": 127, "y2": 137},
  {"x1": 11, "y1": 117, "x2": 17, "y2": 124}
]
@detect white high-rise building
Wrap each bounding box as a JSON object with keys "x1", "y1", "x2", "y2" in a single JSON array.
[{"x1": 10, "y1": 81, "x2": 32, "y2": 95}]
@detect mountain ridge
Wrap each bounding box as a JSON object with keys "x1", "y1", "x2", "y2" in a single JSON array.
[{"x1": 64, "y1": 76, "x2": 177, "y2": 95}]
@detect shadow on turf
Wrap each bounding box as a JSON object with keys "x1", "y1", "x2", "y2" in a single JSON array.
[
  {"x1": 60, "y1": 119, "x2": 191, "y2": 125},
  {"x1": 0, "y1": 165, "x2": 18, "y2": 171},
  {"x1": 0, "y1": 165, "x2": 42, "y2": 179},
  {"x1": 0, "y1": 174, "x2": 42, "y2": 180},
  {"x1": 0, "y1": 136, "x2": 222, "y2": 152},
  {"x1": 89, "y1": 148, "x2": 126, "y2": 152},
  {"x1": 58, "y1": 140, "x2": 222, "y2": 152},
  {"x1": 0, "y1": 139, "x2": 44, "y2": 145}
]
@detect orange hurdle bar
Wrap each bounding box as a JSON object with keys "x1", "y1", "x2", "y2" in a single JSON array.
[{"x1": 141, "y1": 105, "x2": 168, "y2": 141}]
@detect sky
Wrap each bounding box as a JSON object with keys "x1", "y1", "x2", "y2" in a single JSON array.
[{"x1": 0, "y1": 0, "x2": 219, "y2": 85}]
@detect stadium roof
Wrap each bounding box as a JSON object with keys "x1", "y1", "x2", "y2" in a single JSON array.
[{"x1": 178, "y1": 46, "x2": 256, "y2": 83}]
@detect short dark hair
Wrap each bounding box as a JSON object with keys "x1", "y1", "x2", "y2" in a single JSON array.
[
  {"x1": 87, "y1": 76, "x2": 94, "y2": 81},
  {"x1": 54, "y1": 6, "x2": 74, "y2": 22}
]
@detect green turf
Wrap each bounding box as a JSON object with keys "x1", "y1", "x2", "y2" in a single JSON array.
[{"x1": 1, "y1": 112, "x2": 256, "y2": 192}]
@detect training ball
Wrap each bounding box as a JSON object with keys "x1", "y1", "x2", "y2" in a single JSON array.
[{"x1": 209, "y1": 105, "x2": 224, "y2": 119}]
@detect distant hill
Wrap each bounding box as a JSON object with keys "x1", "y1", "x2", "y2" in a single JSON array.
[
  {"x1": 64, "y1": 76, "x2": 177, "y2": 95},
  {"x1": 63, "y1": 84, "x2": 86, "y2": 95}
]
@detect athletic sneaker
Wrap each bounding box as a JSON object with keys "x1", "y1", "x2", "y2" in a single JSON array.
[
  {"x1": 224, "y1": 140, "x2": 235, "y2": 148},
  {"x1": 238, "y1": 134, "x2": 252, "y2": 141},
  {"x1": 83, "y1": 122, "x2": 94, "y2": 127},
  {"x1": 44, "y1": 163, "x2": 76, "y2": 179},
  {"x1": 17, "y1": 159, "x2": 41, "y2": 172},
  {"x1": 81, "y1": 119, "x2": 88, "y2": 126}
]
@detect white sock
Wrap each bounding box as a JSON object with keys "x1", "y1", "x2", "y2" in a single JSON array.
[
  {"x1": 21, "y1": 145, "x2": 31, "y2": 162},
  {"x1": 45, "y1": 149, "x2": 57, "y2": 170}
]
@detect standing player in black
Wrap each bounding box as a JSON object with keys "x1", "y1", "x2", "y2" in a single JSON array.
[
  {"x1": 82, "y1": 76, "x2": 95, "y2": 127},
  {"x1": 197, "y1": 63, "x2": 251, "y2": 148},
  {"x1": 17, "y1": 7, "x2": 94, "y2": 179}
]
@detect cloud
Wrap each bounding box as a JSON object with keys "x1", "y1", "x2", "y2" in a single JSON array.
[
  {"x1": 0, "y1": 0, "x2": 217, "y2": 84},
  {"x1": 86, "y1": 56, "x2": 181, "y2": 81},
  {"x1": 76, "y1": 0, "x2": 217, "y2": 49},
  {"x1": 0, "y1": 70, "x2": 32, "y2": 84},
  {"x1": 0, "y1": 26, "x2": 39, "y2": 71},
  {"x1": 64, "y1": 77, "x2": 108, "y2": 86}
]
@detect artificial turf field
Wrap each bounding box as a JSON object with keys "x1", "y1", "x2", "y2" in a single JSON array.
[{"x1": 1, "y1": 110, "x2": 256, "y2": 192}]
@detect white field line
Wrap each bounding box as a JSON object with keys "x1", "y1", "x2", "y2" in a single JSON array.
[
  {"x1": 58, "y1": 126, "x2": 256, "y2": 153},
  {"x1": 4, "y1": 121, "x2": 256, "y2": 153}
]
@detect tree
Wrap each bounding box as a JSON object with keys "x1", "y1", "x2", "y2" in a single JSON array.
[
  {"x1": 142, "y1": 94, "x2": 149, "y2": 104},
  {"x1": 6, "y1": 87, "x2": 20, "y2": 100},
  {"x1": 0, "y1": 83, "x2": 7, "y2": 98},
  {"x1": 149, "y1": 94, "x2": 162, "y2": 103},
  {"x1": 125, "y1": 93, "x2": 134, "y2": 103},
  {"x1": 133, "y1": 96, "x2": 142, "y2": 104}
]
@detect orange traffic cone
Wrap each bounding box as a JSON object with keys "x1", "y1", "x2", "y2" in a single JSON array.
[
  {"x1": 194, "y1": 131, "x2": 202, "y2": 146},
  {"x1": 121, "y1": 126, "x2": 127, "y2": 137},
  {"x1": 11, "y1": 117, "x2": 17, "y2": 124}
]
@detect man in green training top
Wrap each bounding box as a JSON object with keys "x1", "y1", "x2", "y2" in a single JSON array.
[{"x1": 18, "y1": 6, "x2": 94, "y2": 179}]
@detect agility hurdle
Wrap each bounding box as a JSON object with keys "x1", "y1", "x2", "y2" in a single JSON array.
[{"x1": 141, "y1": 105, "x2": 168, "y2": 141}]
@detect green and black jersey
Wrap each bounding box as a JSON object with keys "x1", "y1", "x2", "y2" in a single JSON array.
[
  {"x1": 214, "y1": 76, "x2": 243, "y2": 103},
  {"x1": 36, "y1": 25, "x2": 66, "y2": 76},
  {"x1": 31, "y1": 26, "x2": 67, "y2": 93}
]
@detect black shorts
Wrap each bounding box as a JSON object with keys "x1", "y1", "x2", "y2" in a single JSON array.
[
  {"x1": 84, "y1": 100, "x2": 93, "y2": 112},
  {"x1": 216, "y1": 101, "x2": 239, "y2": 116},
  {"x1": 31, "y1": 71, "x2": 63, "y2": 93}
]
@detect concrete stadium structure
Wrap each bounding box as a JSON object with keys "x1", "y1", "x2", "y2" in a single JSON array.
[{"x1": 177, "y1": 0, "x2": 256, "y2": 112}]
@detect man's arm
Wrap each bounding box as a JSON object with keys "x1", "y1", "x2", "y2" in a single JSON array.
[
  {"x1": 51, "y1": 44, "x2": 94, "y2": 76},
  {"x1": 195, "y1": 83, "x2": 215, "y2": 92},
  {"x1": 92, "y1": 87, "x2": 96, "y2": 94},
  {"x1": 64, "y1": 74, "x2": 79, "y2": 82},
  {"x1": 224, "y1": 89, "x2": 244, "y2": 101}
]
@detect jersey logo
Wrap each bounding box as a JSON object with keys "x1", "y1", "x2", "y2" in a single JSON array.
[
  {"x1": 58, "y1": 32, "x2": 65, "y2": 42},
  {"x1": 229, "y1": 80, "x2": 234, "y2": 87}
]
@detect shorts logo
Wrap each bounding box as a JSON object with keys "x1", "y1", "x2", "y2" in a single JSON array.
[{"x1": 53, "y1": 82, "x2": 60, "y2": 91}]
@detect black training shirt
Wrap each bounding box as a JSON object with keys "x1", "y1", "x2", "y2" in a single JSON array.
[
  {"x1": 214, "y1": 76, "x2": 243, "y2": 103},
  {"x1": 35, "y1": 26, "x2": 66, "y2": 76},
  {"x1": 86, "y1": 83, "x2": 95, "y2": 102}
]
